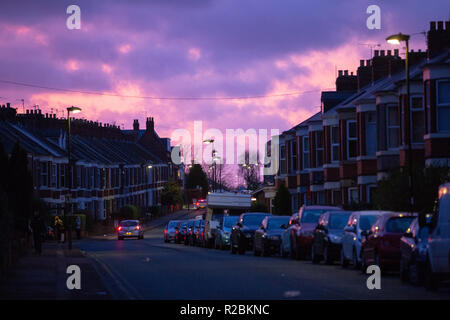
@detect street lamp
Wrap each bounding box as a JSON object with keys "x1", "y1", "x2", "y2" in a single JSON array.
[
  {"x1": 386, "y1": 32, "x2": 414, "y2": 213},
  {"x1": 203, "y1": 138, "x2": 216, "y2": 192},
  {"x1": 66, "y1": 106, "x2": 81, "y2": 250}
]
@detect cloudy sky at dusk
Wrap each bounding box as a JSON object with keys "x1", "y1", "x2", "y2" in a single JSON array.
[{"x1": 0, "y1": 0, "x2": 448, "y2": 145}]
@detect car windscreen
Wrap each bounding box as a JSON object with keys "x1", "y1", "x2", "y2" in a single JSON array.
[
  {"x1": 187, "y1": 221, "x2": 195, "y2": 227},
  {"x1": 242, "y1": 214, "x2": 268, "y2": 226},
  {"x1": 194, "y1": 220, "x2": 201, "y2": 227},
  {"x1": 120, "y1": 221, "x2": 138, "y2": 227},
  {"x1": 359, "y1": 215, "x2": 379, "y2": 231},
  {"x1": 223, "y1": 216, "x2": 239, "y2": 228},
  {"x1": 168, "y1": 221, "x2": 178, "y2": 228},
  {"x1": 300, "y1": 210, "x2": 325, "y2": 223},
  {"x1": 386, "y1": 217, "x2": 415, "y2": 233},
  {"x1": 328, "y1": 213, "x2": 350, "y2": 229},
  {"x1": 267, "y1": 217, "x2": 290, "y2": 230}
]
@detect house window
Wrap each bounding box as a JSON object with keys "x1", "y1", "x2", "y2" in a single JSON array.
[
  {"x1": 410, "y1": 96, "x2": 424, "y2": 143},
  {"x1": 330, "y1": 125, "x2": 339, "y2": 162},
  {"x1": 40, "y1": 162, "x2": 48, "y2": 187},
  {"x1": 387, "y1": 105, "x2": 400, "y2": 149},
  {"x1": 290, "y1": 140, "x2": 297, "y2": 172},
  {"x1": 280, "y1": 145, "x2": 286, "y2": 174},
  {"x1": 60, "y1": 164, "x2": 65, "y2": 188},
  {"x1": 366, "y1": 112, "x2": 377, "y2": 156},
  {"x1": 436, "y1": 80, "x2": 450, "y2": 132},
  {"x1": 346, "y1": 120, "x2": 357, "y2": 159},
  {"x1": 51, "y1": 164, "x2": 57, "y2": 188},
  {"x1": 348, "y1": 187, "x2": 359, "y2": 203},
  {"x1": 315, "y1": 131, "x2": 324, "y2": 167},
  {"x1": 302, "y1": 136, "x2": 309, "y2": 169}
]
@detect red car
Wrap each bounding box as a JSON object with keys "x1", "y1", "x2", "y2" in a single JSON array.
[
  {"x1": 360, "y1": 213, "x2": 416, "y2": 272},
  {"x1": 289, "y1": 205, "x2": 341, "y2": 260}
]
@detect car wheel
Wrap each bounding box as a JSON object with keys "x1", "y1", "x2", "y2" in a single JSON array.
[
  {"x1": 290, "y1": 237, "x2": 297, "y2": 260},
  {"x1": 352, "y1": 248, "x2": 360, "y2": 270},
  {"x1": 408, "y1": 259, "x2": 422, "y2": 286},
  {"x1": 360, "y1": 251, "x2": 368, "y2": 274},
  {"x1": 311, "y1": 245, "x2": 320, "y2": 264},
  {"x1": 253, "y1": 243, "x2": 261, "y2": 256},
  {"x1": 424, "y1": 259, "x2": 438, "y2": 291},
  {"x1": 375, "y1": 252, "x2": 382, "y2": 273},
  {"x1": 400, "y1": 259, "x2": 408, "y2": 282},
  {"x1": 340, "y1": 249, "x2": 349, "y2": 268},
  {"x1": 324, "y1": 244, "x2": 332, "y2": 265}
]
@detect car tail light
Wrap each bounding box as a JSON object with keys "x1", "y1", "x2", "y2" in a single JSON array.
[
  {"x1": 136, "y1": 225, "x2": 141, "y2": 230},
  {"x1": 117, "y1": 226, "x2": 122, "y2": 231},
  {"x1": 164, "y1": 229, "x2": 167, "y2": 234},
  {"x1": 175, "y1": 230, "x2": 178, "y2": 234},
  {"x1": 196, "y1": 202, "x2": 199, "y2": 206}
]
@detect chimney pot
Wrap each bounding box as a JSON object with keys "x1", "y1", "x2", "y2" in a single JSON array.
[
  {"x1": 338, "y1": 70, "x2": 343, "y2": 77},
  {"x1": 437, "y1": 21, "x2": 443, "y2": 30},
  {"x1": 360, "y1": 59, "x2": 364, "y2": 67},
  {"x1": 430, "y1": 21, "x2": 436, "y2": 31},
  {"x1": 374, "y1": 50, "x2": 379, "y2": 57},
  {"x1": 344, "y1": 70, "x2": 348, "y2": 76},
  {"x1": 380, "y1": 50, "x2": 385, "y2": 56},
  {"x1": 387, "y1": 50, "x2": 392, "y2": 56},
  {"x1": 394, "y1": 49, "x2": 399, "y2": 56},
  {"x1": 446, "y1": 21, "x2": 450, "y2": 30}
]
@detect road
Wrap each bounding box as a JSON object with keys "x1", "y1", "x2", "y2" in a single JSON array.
[{"x1": 79, "y1": 210, "x2": 450, "y2": 300}]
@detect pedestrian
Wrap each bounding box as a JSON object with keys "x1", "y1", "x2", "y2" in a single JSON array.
[
  {"x1": 30, "y1": 211, "x2": 44, "y2": 255},
  {"x1": 54, "y1": 215, "x2": 63, "y2": 243},
  {"x1": 75, "y1": 216, "x2": 81, "y2": 240}
]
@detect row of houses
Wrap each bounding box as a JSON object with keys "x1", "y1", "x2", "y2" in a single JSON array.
[
  {"x1": 257, "y1": 21, "x2": 450, "y2": 214},
  {"x1": 0, "y1": 106, "x2": 184, "y2": 221}
]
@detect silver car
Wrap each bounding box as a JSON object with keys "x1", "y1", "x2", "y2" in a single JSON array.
[
  {"x1": 117, "y1": 220, "x2": 144, "y2": 240},
  {"x1": 164, "y1": 220, "x2": 180, "y2": 243}
]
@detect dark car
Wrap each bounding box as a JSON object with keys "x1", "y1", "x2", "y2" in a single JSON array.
[
  {"x1": 290, "y1": 205, "x2": 341, "y2": 260},
  {"x1": 190, "y1": 219, "x2": 205, "y2": 246},
  {"x1": 164, "y1": 220, "x2": 180, "y2": 243},
  {"x1": 361, "y1": 213, "x2": 416, "y2": 272},
  {"x1": 311, "y1": 211, "x2": 351, "y2": 264},
  {"x1": 185, "y1": 219, "x2": 196, "y2": 245},
  {"x1": 253, "y1": 216, "x2": 290, "y2": 257},
  {"x1": 230, "y1": 212, "x2": 272, "y2": 254},
  {"x1": 175, "y1": 221, "x2": 188, "y2": 244},
  {"x1": 400, "y1": 215, "x2": 432, "y2": 285}
]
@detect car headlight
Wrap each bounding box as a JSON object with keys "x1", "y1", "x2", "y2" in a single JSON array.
[{"x1": 329, "y1": 235, "x2": 342, "y2": 243}]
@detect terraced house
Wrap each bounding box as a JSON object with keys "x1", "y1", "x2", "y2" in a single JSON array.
[
  {"x1": 0, "y1": 106, "x2": 182, "y2": 221},
  {"x1": 273, "y1": 21, "x2": 450, "y2": 213}
]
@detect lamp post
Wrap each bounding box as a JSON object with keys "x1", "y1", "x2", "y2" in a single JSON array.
[
  {"x1": 386, "y1": 33, "x2": 414, "y2": 213},
  {"x1": 203, "y1": 139, "x2": 216, "y2": 192},
  {"x1": 66, "y1": 106, "x2": 81, "y2": 250}
]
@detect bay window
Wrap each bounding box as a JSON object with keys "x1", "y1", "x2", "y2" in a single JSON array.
[
  {"x1": 347, "y1": 120, "x2": 357, "y2": 159},
  {"x1": 437, "y1": 80, "x2": 450, "y2": 132}
]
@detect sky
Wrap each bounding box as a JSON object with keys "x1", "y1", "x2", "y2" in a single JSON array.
[{"x1": 0, "y1": 0, "x2": 448, "y2": 147}]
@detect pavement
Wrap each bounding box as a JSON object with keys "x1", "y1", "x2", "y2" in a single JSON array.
[{"x1": 0, "y1": 209, "x2": 198, "y2": 300}]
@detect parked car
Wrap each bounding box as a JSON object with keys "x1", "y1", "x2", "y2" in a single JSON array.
[
  {"x1": 117, "y1": 220, "x2": 144, "y2": 240},
  {"x1": 421, "y1": 182, "x2": 450, "y2": 290},
  {"x1": 289, "y1": 205, "x2": 341, "y2": 260},
  {"x1": 190, "y1": 219, "x2": 204, "y2": 246},
  {"x1": 253, "y1": 216, "x2": 290, "y2": 257},
  {"x1": 230, "y1": 212, "x2": 272, "y2": 254},
  {"x1": 360, "y1": 213, "x2": 416, "y2": 272},
  {"x1": 195, "y1": 219, "x2": 206, "y2": 246},
  {"x1": 185, "y1": 219, "x2": 196, "y2": 245},
  {"x1": 164, "y1": 220, "x2": 180, "y2": 243},
  {"x1": 175, "y1": 221, "x2": 188, "y2": 244},
  {"x1": 341, "y1": 211, "x2": 389, "y2": 269},
  {"x1": 400, "y1": 215, "x2": 432, "y2": 285},
  {"x1": 280, "y1": 215, "x2": 298, "y2": 258},
  {"x1": 311, "y1": 211, "x2": 351, "y2": 264},
  {"x1": 197, "y1": 199, "x2": 207, "y2": 210},
  {"x1": 215, "y1": 215, "x2": 239, "y2": 250}
]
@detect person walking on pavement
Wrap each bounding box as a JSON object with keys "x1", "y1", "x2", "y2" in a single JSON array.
[
  {"x1": 30, "y1": 211, "x2": 44, "y2": 255},
  {"x1": 75, "y1": 216, "x2": 81, "y2": 240}
]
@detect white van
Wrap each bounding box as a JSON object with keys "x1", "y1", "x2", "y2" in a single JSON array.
[
  {"x1": 203, "y1": 192, "x2": 252, "y2": 248},
  {"x1": 424, "y1": 182, "x2": 450, "y2": 289}
]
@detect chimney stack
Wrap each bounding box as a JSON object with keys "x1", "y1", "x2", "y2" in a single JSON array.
[
  {"x1": 427, "y1": 20, "x2": 450, "y2": 58},
  {"x1": 146, "y1": 117, "x2": 154, "y2": 132},
  {"x1": 133, "y1": 119, "x2": 140, "y2": 131}
]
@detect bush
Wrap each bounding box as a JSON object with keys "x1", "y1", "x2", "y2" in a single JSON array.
[
  {"x1": 117, "y1": 205, "x2": 141, "y2": 220},
  {"x1": 273, "y1": 184, "x2": 291, "y2": 215}
]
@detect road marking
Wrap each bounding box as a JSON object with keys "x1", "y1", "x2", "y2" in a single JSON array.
[{"x1": 86, "y1": 252, "x2": 144, "y2": 300}]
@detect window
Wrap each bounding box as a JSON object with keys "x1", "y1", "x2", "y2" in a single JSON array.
[
  {"x1": 50, "y1": 164, "x2": 57, "y2": 188},
  {"x1": 280, "y1": 145, "x2": 286, "y2": 174},
  {"x1": 387, "y1": 105, "x2": 399, "y2": 149},
  {"x1": 290, "y1": 140, "x2": 297, "y2": 172},
  {"x1": 302, "y1": 136, "x2": 309, "y2": 169},
  {"x1": 315, "y1": 131, "x2": 324, "y2": 167},
  {"x1": 437, "y1": 80, "x2": 450, "y2": 132},
  {"x1": 410, "y1": 96, "x2": 424, "y2": 143},
  {"x1": 76, "y1": 166, "x2": 81, "y2": 188},
  {"x1": 330, "y1": 125, "x2": 339, "y2": 162},
  {"x1": 60, "y1": 164, "x2": 65, "y2": 188},
  {"x1": 366, "y1": 112, "x2": 377, "y2": 155},
  {"x1": 347, "y1": 120, "x2": 357, "y2": 159},
  {"x1": 40, "y1": 162, "x2": 48, "y2": 187},
  {"x1": 349, "y1": 187, "x2": 359, "y2": 203}
]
